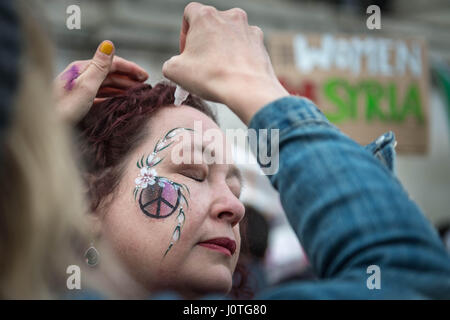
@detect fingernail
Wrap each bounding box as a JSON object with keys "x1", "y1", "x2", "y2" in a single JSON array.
[
  {"x1": 99, "y1": 41, "x2": 114, "y2": 55},
  {"x1": 139, "y1": 72, "x2": 148, "y2": 81}
]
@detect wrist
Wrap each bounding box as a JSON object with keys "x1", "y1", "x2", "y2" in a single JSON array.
[{"x1": 222, "y1": 75, "x2": 289, "y2": 125}]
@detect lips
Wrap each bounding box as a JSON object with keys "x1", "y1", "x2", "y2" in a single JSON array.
[{"x1": 198, "y1": 237, "x2": 236, "y2": 256}]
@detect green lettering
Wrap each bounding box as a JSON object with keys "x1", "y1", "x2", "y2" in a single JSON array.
[
  {"x1": 360, "y1": 81, "x2": 386, "y2": 122},
  {"x1": 322, "y1": 78, "x2": 424, "y2": 125},
  {"x1": 388, "y1": 83, "x2": 401, "y2": 122},
  {"x1": 400, "y1": 83, "x2": 424, "y2": 123},
  {"x1": 323, "y1": 78, "x2": 357, "y2": 123}
]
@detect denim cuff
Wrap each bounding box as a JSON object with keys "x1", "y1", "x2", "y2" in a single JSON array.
[
  {"x1": 364, "y1": 131, "x2": 397, "y2": 174},
  {"x1": 248, "y1": 96, "x2": 334, "y2": 134}
]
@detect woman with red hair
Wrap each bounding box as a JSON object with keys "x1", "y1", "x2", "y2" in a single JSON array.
[
  {"x1": 76, "y1": 82, "x2": 246, "y2": 298},
  {"x1": 54, "y1": 3, "x2": 450, "y2": 299}
]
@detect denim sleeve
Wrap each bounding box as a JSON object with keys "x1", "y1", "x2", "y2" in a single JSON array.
[{"x1": 249, "y1": 96, "x2": 450, "y2": 299}]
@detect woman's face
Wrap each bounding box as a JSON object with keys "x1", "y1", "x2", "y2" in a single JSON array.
[{"x1": 99, "y1": 105, "x2": 245, "y2": 297}]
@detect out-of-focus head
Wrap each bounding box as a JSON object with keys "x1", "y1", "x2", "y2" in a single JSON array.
[
  {"x1": 78, "y1": 82, "x2": 245, "y2": 297},
  {"x1": 0, "y1": 1, "x2": 88, "y2": 298}
]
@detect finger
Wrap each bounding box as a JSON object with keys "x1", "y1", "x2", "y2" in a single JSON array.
[
  {"x1": 93, "y1": 97, "x2": 107, "y2": 107},
  {"x1": 183, "y1": 2, "x2": 203, "y2": 25},
  {"x1": 101, "y1": 73, "x2": 143, "y2": 89},
  {"x1": 180, "y1": 15, "x2": 189, "y2": 53},
  {"x1": 110, "y1": 56, "x2": 148, "y2": 81},
  {"x1": 96, "y1": 87, "x2": 126, "y2": 98},
  {"x1": 222, "y1": 8, "x2": 248, "y2": 23},
  {"x1": 78, "y1": 40, "x2": 115, "y2": 91},
  {"x1": 179, "y1": 3, "x2": 202, "y2": 54},
  {"x1": 180, "y1": 3, "x2": 220, "y2": 54},
  {"x1": 250, "y1": 25, "x2": 264, "y2": 42},
  {"x1": 162, "y1": 55, "x2": 182, "y2": 83}
]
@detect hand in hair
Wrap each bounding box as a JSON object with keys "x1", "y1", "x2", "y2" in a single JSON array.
[
  {"x1": 162, "y1": 2, "x2": 288, "y2": 125},
  {"x1": 54, "y1": 40, "x2": 149, "y2": 124}
]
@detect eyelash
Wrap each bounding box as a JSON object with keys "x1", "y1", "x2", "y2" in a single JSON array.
[
  {"x1": 180, "y1": 171, "x2": 241, "y2": 197},
  {"x1": 179, "y1": 167, "x2": 207, "y2": 182},
  {"x1": 183, "y1": 174, "x2": 204, "y2": 182}
]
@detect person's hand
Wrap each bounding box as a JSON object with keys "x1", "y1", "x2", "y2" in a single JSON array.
[
  {"x1": 162, "y1": 2, "x2": 289, "y2": 125},
  {"x1": 54, "y1": 40, "x2": 148, "y2": 124}
]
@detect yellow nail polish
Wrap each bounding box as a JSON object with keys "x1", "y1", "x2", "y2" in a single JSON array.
[{"x1": 99, "y1": 41, "x2": 114, "y2": 55}]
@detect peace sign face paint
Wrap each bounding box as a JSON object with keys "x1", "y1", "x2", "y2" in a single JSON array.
[
  {"x1": 133, "y1": 127, "x2": 192, "y2": 257},
  {"x1": 139, "y1": 177, "x2": 180, "y2": 219}
]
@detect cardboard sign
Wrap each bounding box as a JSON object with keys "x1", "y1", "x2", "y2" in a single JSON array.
[{"x1": 267, "y1": 33, "x2": 429, "y2": 153}]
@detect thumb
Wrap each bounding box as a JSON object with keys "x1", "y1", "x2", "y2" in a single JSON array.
[
  {"x1": 162, "y1": 54, "x2": 182, "y2": 84},
  {"x1": 79, "y1": 40, "x2": 115, "y2": 88}
]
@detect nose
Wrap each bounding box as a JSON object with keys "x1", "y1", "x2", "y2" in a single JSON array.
[{"x1": 210, "y1": 187, "x2": 245, "y2": 228}]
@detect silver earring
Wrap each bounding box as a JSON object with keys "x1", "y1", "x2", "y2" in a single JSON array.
[{"x1": 84, "y1": 244, "x2": 99, "y2": 267}]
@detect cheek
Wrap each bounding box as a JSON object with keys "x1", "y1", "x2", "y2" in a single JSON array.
[
  {"x1": 139, "y1": 180, "x2": 180, "y2": 218},
  {"x1": 102, "y1": 199, "x2": 164, "y2": 262},
  {"x1": 165, "y1": 182, "x2": 210, "y2": 247},
  {"x1": 183, "y1": 184, "x2": 209, "y2": 221},
  {"x1": 101, "y1": 194, "x2": 177, "y2": 286},
  {"x1": 232, "y1": 226, "x2": 241, "y2": 265}
]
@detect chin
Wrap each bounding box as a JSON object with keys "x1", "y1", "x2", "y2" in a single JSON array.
[{"x1": 182, "y1": 266, "x2": 233, "y2": 298}]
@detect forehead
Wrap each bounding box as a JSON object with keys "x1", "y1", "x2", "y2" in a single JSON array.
[
  {"x1": 148, "y1": 105, "x2": 219, "y2": 134},
  {"x1": 141, "y1": 105, "x2": 234, "y2": 164}
]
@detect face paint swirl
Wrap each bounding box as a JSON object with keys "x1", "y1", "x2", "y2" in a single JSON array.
[{"x1": 133, "y1": 127, "x2": 193, "y2": 257}]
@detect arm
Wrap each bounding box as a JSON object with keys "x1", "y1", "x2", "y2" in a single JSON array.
[
  {"x1": 162, "y1": 3, "x2": 450, "y2": 298},
  {"x1": 250, "y1": 96, "x2": 450, "y2": 299}
]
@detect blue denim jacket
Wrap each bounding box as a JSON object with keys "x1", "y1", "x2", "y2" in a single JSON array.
[{"x1": 249, "y1": 96, "x2": 450, "y2": 299}]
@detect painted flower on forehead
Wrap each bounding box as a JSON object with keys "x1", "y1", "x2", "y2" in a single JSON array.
[
  {"x1": 146, "y1": 152, "x2": 160, "y2": 167},
  {"x1": 135, "y1": 167, "x2": 158, "y2": 188}
]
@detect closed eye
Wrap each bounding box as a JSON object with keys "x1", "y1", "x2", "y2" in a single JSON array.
[
  {"x1": 182, "y1": 174, "x2": 204, "y2": 182},
  {"x1": 178, "y1": 165, "x2": 208, "y2": 182}
]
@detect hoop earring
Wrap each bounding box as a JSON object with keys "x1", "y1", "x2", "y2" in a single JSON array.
[{"x1": 84, "y1": 244, "x2": 99, "y2": 267}]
